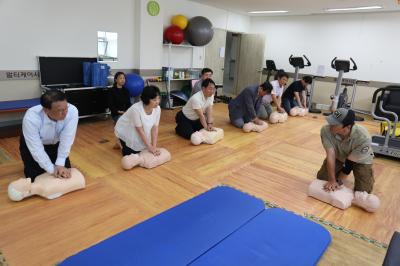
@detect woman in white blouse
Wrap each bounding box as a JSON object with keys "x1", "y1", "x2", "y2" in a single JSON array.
[{"x1": 115, "y1": 85, "x2": 161, "y2": 156}]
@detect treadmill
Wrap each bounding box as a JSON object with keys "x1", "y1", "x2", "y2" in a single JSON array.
[{"x1": 371, "y1": 86, "x2": 400, "y2": 158}]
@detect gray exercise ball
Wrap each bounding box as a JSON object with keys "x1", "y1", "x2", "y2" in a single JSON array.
[{"x1": 186, "y1": 16, "x2": 214, "y2": 46}]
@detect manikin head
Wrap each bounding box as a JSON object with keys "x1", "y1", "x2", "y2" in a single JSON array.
[
  {"x1": 8, "y1": 178, "x2": 33, "y2": 201},
  {"x1": 41, "y1": 90, "x2": 68, "y2": 121}
]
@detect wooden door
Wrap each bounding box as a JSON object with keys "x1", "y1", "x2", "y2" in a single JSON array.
[
  {"x1": 204, "y1": 28, "x2": 227, "y2": 86},
  {"x1": 234, "y1": 33, "x2": 266, "y2": 95},
  {"x1": 223, "y1": 32, "x2": 240, "y2": 96}
]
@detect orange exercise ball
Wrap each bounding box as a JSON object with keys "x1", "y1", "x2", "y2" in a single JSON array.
[{"x1": 171, "y1": 14, "x2": 188, "y2": 30}]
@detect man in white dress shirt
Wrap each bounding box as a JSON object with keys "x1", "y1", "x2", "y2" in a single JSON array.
[{"x1": 20, "y1": 90, "x2": 79, "y2": 180}]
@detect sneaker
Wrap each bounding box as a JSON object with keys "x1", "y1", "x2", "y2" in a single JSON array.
[{"x1": 352, "y1": 191, "x2": 380, "y2": 212}]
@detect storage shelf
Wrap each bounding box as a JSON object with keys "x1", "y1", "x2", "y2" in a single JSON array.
[
  {"x1": 146, "y1": 78, "x2": 194, "y2": 82},
  {"x1": 163, "y1": 42, "x2": 203, "y2": 109},
  {"x1": 169, "y1": 78, "x2": 194, "y2": 81},
  {"x1": 163, "y1": 43, "x2": 195, "y2": 48}
]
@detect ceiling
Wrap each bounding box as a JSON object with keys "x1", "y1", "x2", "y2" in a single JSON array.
[{"x1": 189, "y1": 0, "x2": 400, "y2": 16}]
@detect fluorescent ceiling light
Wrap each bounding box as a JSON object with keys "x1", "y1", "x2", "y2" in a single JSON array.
[
  {"x1": 325, "y1": 6, "x2": 382, "y2": 12},
  {"x1": 248, "y1": 10, "x2": 289, "y2": 14}
]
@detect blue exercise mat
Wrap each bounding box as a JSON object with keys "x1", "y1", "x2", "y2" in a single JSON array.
[
  {"x1": 0, "y1": 98, "x2": 40, "y2": 111},
  {"x1": 60, "y1": 186, "x2": 265, "y2": 266},
  {"x1": 190, "y1": 208, "x2": 331, "y2": 266}
]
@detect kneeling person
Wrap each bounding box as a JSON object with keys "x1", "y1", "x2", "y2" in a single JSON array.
[
  {"x1": 282, "y1": 75, "x2": 312, "y2": 115},
  {"x1": 115, "y1": 86, "x2": 171, "y2": 169},
  {"x1": 228, "y1": 81, "x2": 271, "y2": 131},
  {"x1": 258, "y1": 72, "x2": 288, "y2": 121},
  {"x1": 176, "y1": 78, "x2": 223, "y2": 144},
  {"x1": 20, "y1": 90, "x2": 78, "y2": 181},
  {"x1": 316, "y1": 108, "x2": 379, "y2": 212}
]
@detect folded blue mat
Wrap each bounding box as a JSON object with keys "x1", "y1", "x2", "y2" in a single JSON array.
[
  {"x1": 190, "y1": 208, "x2": 331, "y2": 266},
  {"x1": 60, "y1": 186, "x2": 265, "y2": 266}
]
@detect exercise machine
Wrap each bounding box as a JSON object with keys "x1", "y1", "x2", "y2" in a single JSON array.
[
  {"x1": 308, "y1": 76, "x2": 323, "y2": 114},
  {"x1": 375, "y1": 88, "x2": 400, "y2": 136},
  {"x1": 264, "y1": 60, "x2": 285, "y2": 81},
  {"x1": 265, "y1": 60, "x2": 277, "y2": 81},
  {"x1": 323, "y1": 57, "x2": 364, "y2": 121},
  {"x1": 327, "y1": 57, "x2": 357, "y2": 112},
  {"x1": 374, "y1": 88, "x2": 400, "y2": 120},
  {"x1": 371, "y1": 86, "x2": 400, "y2": 159},
  {"x1": 288, "y1": 54, "x2": 311, "y2": 80}
]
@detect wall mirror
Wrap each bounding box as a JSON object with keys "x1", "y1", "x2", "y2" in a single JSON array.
[{"x1": 97, "y1": 31, "x2": 118, "y2": 62}]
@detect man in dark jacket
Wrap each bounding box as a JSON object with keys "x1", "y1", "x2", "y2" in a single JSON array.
[{"x1": 228, "y1": 81, "x2": 272, "y2": 128}]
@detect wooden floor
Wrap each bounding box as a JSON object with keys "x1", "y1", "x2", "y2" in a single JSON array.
[{"x1": 0, "y1": 103, "x2": 399, "y2": 266}]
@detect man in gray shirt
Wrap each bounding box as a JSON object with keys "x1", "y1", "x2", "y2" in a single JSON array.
[{"x1": 191, "y1": 68, "x2": 213, "y2": 96}]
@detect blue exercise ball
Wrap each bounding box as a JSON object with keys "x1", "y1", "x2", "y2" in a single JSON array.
[
  {"x1": 186, "y1": 16, "x2": 214, "y2": 46},
  {"x1": 125, "y1": 73, "x2": 144, "y2": 97}
]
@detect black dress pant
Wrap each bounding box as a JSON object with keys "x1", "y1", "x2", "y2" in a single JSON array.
[
  {"x1": 19, "y1": 135, "x2": 71, "y2": 181},
  {"x1": 175, "y1": 110, "x2": 203, "y2": 140}
]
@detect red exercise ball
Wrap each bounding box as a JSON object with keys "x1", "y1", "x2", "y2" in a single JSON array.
[{"x1": 164, "y1": 25, "x2": 184, "y2": 44}]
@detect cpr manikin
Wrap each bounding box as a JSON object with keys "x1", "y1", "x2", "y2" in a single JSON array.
[
  {"x1": 8, "y1": 168, "x2": 85, "y2": 201},
  {"x1": 121, "y1": 148, "x2": 171, "y2": 169},
  {"x1": 289, "y1": 107, "x2": 308, "y2": 117},
  {"x1": 269, "y1": 112, "x2": 288, "y2": 124},
  {"x1": 191, "y1": 128, "x2": 224, "y2": 145},
  {"x1": 243, "y1": 121, "x2": 268, "y2": 133},
  {"x1": 308, "y1": 179, "x2": 380, "y2": 212}
]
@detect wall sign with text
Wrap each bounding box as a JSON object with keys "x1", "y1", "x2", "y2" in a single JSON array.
[{"x1": 0, "y1": 71, "x2": 40, "y2": 80}]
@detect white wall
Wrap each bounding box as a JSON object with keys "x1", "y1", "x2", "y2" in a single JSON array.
[
  {"x1": 0, "y1": 0, "x2": 250, "y2": 103},
  {"x1": 0, "y1": 0, "x2": 137, "y2": 101},
  {"x1": 250, "y1": 12, "x2": 400, "y2": 83},
  {"x1": 162, "y1": 0, "x2": 250, "y2": 33},
  {"x1": 158, "y1": 0, "x2": 251, "y2": 70},
  {"x1": 0, "y1": 0, "x2": 137, "y2": 70},
  {"x1": 136, "y1": 0, "x2": 164, "y2": 70}
]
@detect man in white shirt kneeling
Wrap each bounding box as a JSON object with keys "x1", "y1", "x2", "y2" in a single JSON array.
[{"x1": 20, "y1": 90, "x2": 79, "y2": 180}]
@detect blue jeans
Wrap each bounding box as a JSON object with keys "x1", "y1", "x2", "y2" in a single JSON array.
[
  {"x1": 230, "y1": 117, "x2": 247, "y2": 128},
  {"x1": 282, "y1": 97, "x2": 298, "y2": 113}
]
